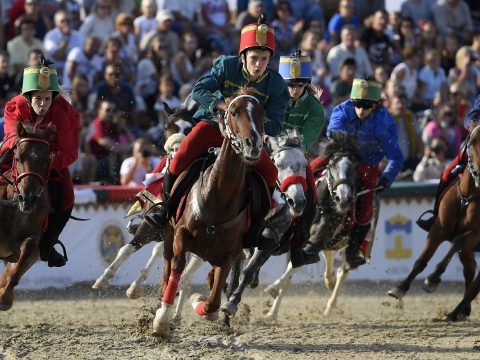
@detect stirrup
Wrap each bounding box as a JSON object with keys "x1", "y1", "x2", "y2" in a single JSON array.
[
  {"x1": 47, "y1": 240, "x2": 68, "y2": 268},
  {"x1": 416, "y1": 210, "x2": 436, "y2": 232}
]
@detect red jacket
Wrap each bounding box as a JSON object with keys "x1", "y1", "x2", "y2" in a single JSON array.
[{"x1": 3, "y1": 94, "x2": 80, "y2": 172}]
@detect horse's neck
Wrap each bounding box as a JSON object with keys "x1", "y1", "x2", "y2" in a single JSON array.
[
  {"x1": 206, "y1": 139, "x2": 247, "y2": 202},
  {"x1": 460, "y1": 169, "x2": 479, "y2": 195}
]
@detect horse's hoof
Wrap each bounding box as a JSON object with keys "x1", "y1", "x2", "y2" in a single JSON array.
[
  {"x1": 422, "y1": 278, "x2": 440, "y2": 293},
  {"x1": 190, "y1": 293, "x2": 219, "y2": 320},
  {"x1": 441, "y1": 314, "x2": 456, "y2": 322},
  {"x1": 264, "y1": 285, "x2": 279, "y2": 299},
  {"x1": 387, "y1": 287, "x2": 405, "y2": 300},
  {"x1": 126, "y1": 284, "x2": 143, "y2": 299},
  {"x1": 152, "y1": 319, "x2": 170, "y2": 337},
  {"x1": 324, "y1": 278, "x2": 336, "y2": 290},
  {"x1": 92, "y1": 278, "x2": 108, "y2": 290},
  {"x1": 220, "y1": 301, "x2": 238, "y2": 316}
]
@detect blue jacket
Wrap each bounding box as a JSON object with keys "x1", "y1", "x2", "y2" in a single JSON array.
[
  {"x1": 191, "y1": 55, "x2": 289, "y2": 136},
  {"x1": 327, "y1": 99, "x2": 404, "y2": 184}
]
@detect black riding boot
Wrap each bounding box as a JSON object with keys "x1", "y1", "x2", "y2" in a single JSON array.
[
  {"x1": 39, "y1": 207, "x2": 72, "y2": 267},
  {"x1": 244, "y1": 186, "x2": 277, "y2": 250},
  {"x1": 145, "y1": 171, "x2": 177, "y2": 229},
  {"x1": 416, "y1": 165, "x2": 462, "y2": 232},
  {"x1": 346, "y1": 223, "x2": 370, "y2": 269}
]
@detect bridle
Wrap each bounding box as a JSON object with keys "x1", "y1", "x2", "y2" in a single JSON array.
[
  {"x1": 223, "y1": 94, "x2": 260, "y2": 154},
  {"x1": 325, "y1": 152, "x2": 357, "y2": 198},
  {"x1": 13, "y1": 137, "x2": 50, "y2": 193},
  {"x1": 271, "y1": 145, "x2": 308, "y2": 194}
]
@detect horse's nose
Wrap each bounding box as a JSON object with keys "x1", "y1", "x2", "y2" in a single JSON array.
[{"x1": 245, "y1": 137, "x2": 252, "y2": 148}]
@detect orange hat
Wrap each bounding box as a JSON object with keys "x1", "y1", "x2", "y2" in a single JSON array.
[{"x1": 239, "y1": 15, "x2": 275, "y2": 54}]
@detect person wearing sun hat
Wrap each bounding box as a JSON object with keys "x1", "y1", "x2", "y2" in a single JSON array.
[
  {"x1": 278, "y1": 49, "x2": 325, "y2": 267},
  {"x1": 301, "y1": 77, "x2": 403, "y2": 269},
  {"x1": 144, "y1": 15, "x2": 289, "y2": 251},
  {"x1": 2, "y1": 55, "x2": 80, "y2": 268}
]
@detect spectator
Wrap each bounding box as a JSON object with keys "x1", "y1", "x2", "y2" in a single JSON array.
[
  {"x1": 360, "y1": 9, "x2": 391, "y2": 66},
  {"x1": 331, "y1": 57, "x2": 356, "y2": 106},
  {"x1": 57, "y1": 0, "x2": 82, "y2": 30},
  {"x1": 43, "y1": 10, "x2": 84, "y2": 78},
  {"x1": 63, "y1": 35, "x2": 103, "y2": 90},
  {"x1": 93, "y1": 62, "x2": 136, "y2": 116},
  {"x1": 197, "y1": 0, "x2": 233, "y2": 54},
  {"x1": 422, "y1": 104, "x2": 464, "y2": 159},
  {"x1": 178, "y1": 83, "x2": 193, "y2": 104},
  {"x1": 120, "y1": 137, "x2": 161, "y2": 186},
  {"x1": 392, "y1": 17, "x2": 420, "y2": 52},
  {"x1": 390, "y1": 47, "x2": 420, "y2": 106},
  {"x1": 236, "y1": 0, "x2": 274, "y2": 20},
  {"x1": 0, "y1": 51, "x2": 16, "y2": 109},
  {"x1": 70, "y1": 73, "x2": 90, "y2": 114},
  {"x1": 79, "y1": 0, "x2": 115, "y2": 46},
  {"x1": 326, "y1": 24, "x2": 372, "y2": 79},
  {"x1": 440, "y1": 33, "x2": 459, "y2": 73},
  {"x1": 388, "y1": 91, "x2": 422, "y2": 172},
  {"x1": 236, "y1": 0, "x2": 264, "y2": 31},
  {"x1": 112, "y1": 13, "x2": 138, "y2": 66},
  {"x1": 69, "y1": 111, "x2": 97, "y2": 184},
  {"x1": 135, "y1": 35, "x2": 170, "y2": 110},
  {"x1": 13, "y1": 48, "x2": 42, "y2": 89},
  {"x1": 154, "y1": 74, "x2": 181, "y2": 127},
  {"x1": 271, "y1": 1, "x2": 303, "y2": 56},
  {"x1": 448, "y1": 46, "x2": 479, "y2": 104},
  {"x1": 373, "y1": 64, "x2": 390, "y2": 89},
  {"x1": 418, "y1": 20, "x2": 442, "y2": 55},
  {"x1": 432, "y1": 0, "x2": 473, "y2": 43},
  {"x1": 299, "y1": 29, "x2": 328, "y2": 86},
  {"x1": 6, "y1": 16, "x2": 44, "y2": 77},
  {"x1": 413, "y1": 137, "x2": 448, "y2": 182},
  {"x1": 326, "y1": 0, "x2": 359, "y2": 45},
  {"x1": 449, "y1": 81, "x2": 471, "y2": 137},
  {"x1": 109, "y1": 111, "x2": 137, "y2": 182},
  {"x1": 102, "y1": 36, "x2": 134, "y2": 83},
  {"x1": 170, "y1": 32, "x2": 211, "y2": 88},
  {"x1": 400, "y1": 0, "x2": 434, "y2": 27},
  {"x1": 23, "y1": 0, "x2": 53, "y2": 40},
  {"x1": 353, "y1": 0, "x2": 385, "y2": 25},
  {"x1": 134, "y1": 0, "x2": 157, "y2": 45},
  {"x1": 417, "y1": 49, "x2": 448, "y2": 108},
  {"x1": 140, "y1": 9, "x2": 179, "y2": 59}
]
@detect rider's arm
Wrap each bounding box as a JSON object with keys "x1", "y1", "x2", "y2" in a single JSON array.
[
  {"x1": 3, "y1": 99, "x2": 21, "y2": 150},
  {"x1": 49, "y1": 99, "x2": 80, "y2": 170},
  {"x1": 301, "y1": 98, "x2": 325, "y2": 152},
  {"x1": 264, "y1": 75, "x2": 289, "y2": 137},
  {"x1": 376, "y1": 110, "x2": 404, "y2": 184},
  {"x1": 191, "y1": 56, "x2": 227, "y2": 113},
  {"x1": 326, "y1": 101, "x2": 352, "y2": 138}
]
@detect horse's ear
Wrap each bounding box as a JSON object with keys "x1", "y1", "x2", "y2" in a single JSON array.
[
  {"x1": 266, "y1": 135, "x2": 277, "y2": 149},
  {"x1": 163, "y1": 102, "x2": 174, "y2": 116},
  {"x1": 292, "y1": 128, "x2": 301, "y2": 139}
]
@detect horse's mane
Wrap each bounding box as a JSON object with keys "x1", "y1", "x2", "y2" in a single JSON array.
[
  {"x1": 319, "y1": 131, "x2": 362, "y2": 160},
  {"x1": 275, "y1": 129, "x2": 303, "y2": 149},
  {"x1": 16, "y1": 122, "x2": 55, "y2": 142}
]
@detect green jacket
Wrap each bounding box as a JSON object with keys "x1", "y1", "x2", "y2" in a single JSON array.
[
  {"x1": 191, "y1": 55, "x2": 290, "y2": 136},
  {"x1": 284, "y1": 90, "x2": 325, "y2": 152}
]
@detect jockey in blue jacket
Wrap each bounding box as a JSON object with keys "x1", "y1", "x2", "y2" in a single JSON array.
[{"x1": 304, "y1": 78, "x2": 404, "y2": 268}]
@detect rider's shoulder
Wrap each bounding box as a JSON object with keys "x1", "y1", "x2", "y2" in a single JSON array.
[
  {"x1": 4, "y1": 95, "x2": 23, "y2": 113},
  {"x1": 215, "y1": 55, "x2": 240, "y2": 68}
]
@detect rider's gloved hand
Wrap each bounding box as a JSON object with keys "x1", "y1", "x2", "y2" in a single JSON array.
[{"x1": 376, "y1": 176, "x2": 390, "y2": 194}]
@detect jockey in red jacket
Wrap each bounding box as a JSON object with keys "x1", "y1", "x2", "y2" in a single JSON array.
[
  {"x1": 144, "y1": 16, "x2": 290, "y2": 250},
  {"x1": 2, "y1": 55, "x2": 80, "y2": 267}
]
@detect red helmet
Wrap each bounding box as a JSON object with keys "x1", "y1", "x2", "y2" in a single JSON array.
[{"x1": 239, "y1": 16, "x2": 275, "y2": 54}]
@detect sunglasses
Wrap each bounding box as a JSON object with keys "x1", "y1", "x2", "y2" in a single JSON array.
[
  {"x1": 352, "y1": 99, "x2": 375, "y2": 109},
  {"x1": 287, "y1": 81, "x2": 309, "y2": 88}
]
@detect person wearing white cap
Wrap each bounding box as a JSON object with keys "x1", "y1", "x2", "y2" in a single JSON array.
[{"x1": 139, "y1": 9, "x2": 179, "y2": 57}]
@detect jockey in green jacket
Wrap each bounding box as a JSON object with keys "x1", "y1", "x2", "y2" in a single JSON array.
[{"x1": 278, "y1": 50, "x2": 325, "y2": 266}]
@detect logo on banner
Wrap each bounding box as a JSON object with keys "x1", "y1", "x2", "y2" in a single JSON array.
[
  {"x1": 99, "y1": 223, "x2": 126, "y2": 263},
  {"x1": 385, "y1": 214, "x2": 412, "y2": 259}
]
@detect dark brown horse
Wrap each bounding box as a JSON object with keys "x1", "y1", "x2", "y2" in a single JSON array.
[
  {"x1": 388, "y1": 125, "x2": 480, "y2": 320},
  {"x1": 152, "y1": 88, "x2": 265, "y2": 336},
  {"x1": 0, "y1": 123, "x2": 53, "y2": 310}
]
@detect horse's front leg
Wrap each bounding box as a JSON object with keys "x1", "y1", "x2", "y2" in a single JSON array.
[
  {"x1": 191, "y1": 257, "x2": 234, "y2": 320},
  {"x1": 388, "y1": 225, "x2": 445, "y2": 299},
  {"x1": 322, "y1": 250, "x2": 336, "y2": 290},
  {"x1": 174, "y1": 254, "x2": 203, "y2": 321},
  {"x1": 324, "y1": 251, "x2": 350, "y2": 317},
  {"x1": 444, "y1": 268, "x2": 480, "y2": 322},
  {"x1": 0, "y1": 236, "x2": 39, "y2": 311}
]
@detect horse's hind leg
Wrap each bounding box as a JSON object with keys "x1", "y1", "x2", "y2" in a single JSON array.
[
  {"x1": 221, "y1": 248, "x2": 272, "y2": 316},
  {"x1": 225, "y1": 254, "x2": 244, "y2": 299},
  {"x1": 443, "y1": 268, "x2": 480, "y2": 322},
  {"x1": 388, "y1": 227, "x2": 444, "y2": 299},
  {"x1": 0, "y1": 237, "x2": 38, "y2": 311},
  {"x1": 266, "y1": 259, "x2": 298, "y2": 321},
  {"x1": 323, "y1": 250, "x2": 336, "y2": 290},
  {"x1": 324, "y1": 256, "x2": 349, "y2": 317},
  {"x1": 126, "y1": 241, "x2": 164, "y2": 299}
]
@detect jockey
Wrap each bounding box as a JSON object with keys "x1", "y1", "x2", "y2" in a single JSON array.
[
  {"x1": 144, "y1": 15, "x2": 290, "y2": 250},
  {"x1": 303, "y1": 78, "x2": 403, "y2": 268},
  {"x1": 2, "y1": 55, "x2": 80, "y2": 267},
  {"x1": 417, "y1": 94, "x2": 480, "y2": 231},
  {"x1": 278, "y1": 50, "x2": 325, "y2": 265}
]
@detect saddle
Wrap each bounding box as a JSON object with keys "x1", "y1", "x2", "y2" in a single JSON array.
[{"x1": 169, "y1": 153, "x2": 270, "y2": 238}]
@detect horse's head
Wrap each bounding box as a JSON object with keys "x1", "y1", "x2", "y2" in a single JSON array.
[
  {"x1": 467, "y1": 125, "x2": 480, "y2": 188},
  {"x1": 268, "y1": 129, "x2": 307, "y2": 217},
  {"x1": 164, "y1": 103, "x2": 196, "y2": 140},
  {"x1": 14, "y1": 122, "x2": 52, "y2": 213},
  {"x1": 319, "y1": 131, "x2": 361, "y2": 214},
  {"x1": 222, "y1": 88, "x2": 265, "y2": 162}
]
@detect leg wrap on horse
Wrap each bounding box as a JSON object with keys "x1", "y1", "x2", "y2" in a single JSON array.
[{"x1": 163, "y1": 271, "x2": 181, "y2": 305}]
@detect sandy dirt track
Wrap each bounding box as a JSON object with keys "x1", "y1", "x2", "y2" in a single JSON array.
[{"x1": 1, "y1": 281, "x2": 479, "y2": 360}]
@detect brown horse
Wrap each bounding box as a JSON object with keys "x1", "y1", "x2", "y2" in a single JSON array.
[
  {"x1": 0, "y1": 122, "x2": 53, "y2": 310},
  {"x1": 388, "y1": 125, "x2": 480, "y2": 320},
  {"x1": 152, "y1": 88, "x2": 265, "y2": 336}
]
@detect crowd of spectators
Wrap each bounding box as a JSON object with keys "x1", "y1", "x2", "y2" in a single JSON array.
[{"x1": 0, "y1": 0, "x2": 479, "y2": 185}]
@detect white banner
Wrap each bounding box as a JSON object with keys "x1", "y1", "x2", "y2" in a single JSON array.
[{"x1": 4, "y1": 196, "x2": 477, "y2": 289}]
